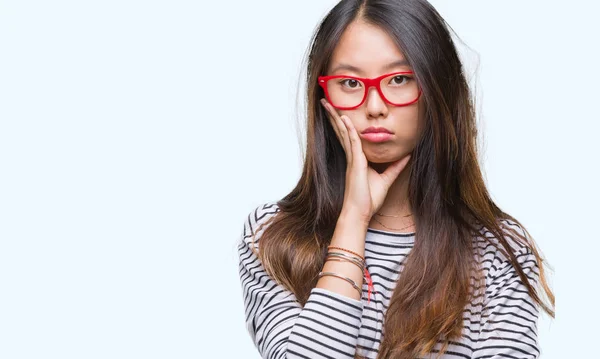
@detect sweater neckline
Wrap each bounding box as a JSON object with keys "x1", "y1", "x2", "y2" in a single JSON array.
[
  {"x1": 366, "y1": 227, "x2": 416, "y2": 237},
  {"x1": 367, "y1": 228, "x2": 416, "y2": 245}
]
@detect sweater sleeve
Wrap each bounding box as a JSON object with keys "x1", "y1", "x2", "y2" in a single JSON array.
[
  {"x1": 237, "y1": 203, "x2": 364, "y2": 359},
  {"x1": 473, "y1": 246, "x2": 541, "y2": 359}
]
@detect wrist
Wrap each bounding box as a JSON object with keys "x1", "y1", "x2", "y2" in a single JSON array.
[{"x1": 338, "y1": 210, "x2": 371, "y2": 228}]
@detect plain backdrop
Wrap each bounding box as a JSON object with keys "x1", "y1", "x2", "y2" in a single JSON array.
[{"x1": 1, "y1": 0, "x2": 598, "y2": 358}]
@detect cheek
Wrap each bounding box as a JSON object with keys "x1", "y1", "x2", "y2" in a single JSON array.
[
  {"x1": 337, "y1": 109, "x2": 361, "y2": 129},
  {"x1": 391, "y1": 106, "x2": 420, "y2": 141}
]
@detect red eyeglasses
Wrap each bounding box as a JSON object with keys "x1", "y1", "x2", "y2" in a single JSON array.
[{"x1": 318, "y1": 71, "x2": 422, "y2": 110}]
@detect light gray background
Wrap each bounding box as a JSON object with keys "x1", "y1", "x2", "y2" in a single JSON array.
[{"x1": 0, "y1": 1, "x2": 597, "y2": 358}]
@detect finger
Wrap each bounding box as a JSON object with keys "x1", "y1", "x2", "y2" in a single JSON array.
[
  {"x1": 340, "y1": 115, "x2": 366, "y2": 167},
  {"x1": 321, "y1": 99, "x2": 352, "y2": 163},
  {"x1": 326, "y1": 111, "x2": 345, "y2": 154},
  {"x1": 320, "y1": 99, "x2": 344, "y2": 145},
  {"x1": 380, "y1": 155, "x2": 412, "y2": 187},
  {"x1": 325, "y1": 109, "x2": 352, "y2": 165},
  {"x1": 334, "y1": 112, "x2": 353, "y2": 164}
]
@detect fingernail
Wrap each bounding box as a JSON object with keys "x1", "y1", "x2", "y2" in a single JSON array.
[{"x1": 320, "y1": 98, "x2": 327, "y2": 107}]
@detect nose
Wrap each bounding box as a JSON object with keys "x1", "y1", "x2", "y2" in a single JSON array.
[{"x1": 365, "y1": 85, "x2": 388, "y2": 118}]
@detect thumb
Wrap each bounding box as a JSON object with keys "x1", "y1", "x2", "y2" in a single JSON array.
[{"x1": 380, "y1": 155, "x2": 411, "y2": 187}]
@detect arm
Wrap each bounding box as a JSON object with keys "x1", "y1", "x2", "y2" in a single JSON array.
[
  {"x1": 473, "y1": 246, "x2": 541, "y2": 359},
  {"x1": 237, "y1": 205, "x2": 365, "y2": 359}
]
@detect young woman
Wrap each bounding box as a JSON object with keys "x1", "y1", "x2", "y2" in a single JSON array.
[{"x1": 237, "y1": 1, "x2": 555, "y2": 358}]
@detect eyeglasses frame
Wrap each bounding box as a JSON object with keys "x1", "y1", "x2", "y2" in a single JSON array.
[{"x1": 317, "y1": 71, "x2": 422, "y2": 110}]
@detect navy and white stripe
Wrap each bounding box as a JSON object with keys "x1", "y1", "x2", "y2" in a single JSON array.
[{"x1": 237, "y1": 201, "x2": 541, "y2": 359}]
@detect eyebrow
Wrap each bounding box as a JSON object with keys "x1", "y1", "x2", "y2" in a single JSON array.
[{"x1": 329, "y1": 59, "x2": 412, "y2": 74}]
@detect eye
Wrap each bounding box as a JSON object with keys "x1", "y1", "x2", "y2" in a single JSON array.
[
  {"x1": 389, "y1": 75, "x2": 410, "y2": 85},
  {"x1": 339, "y1": 78, "x2": 362, "y2": 89}
]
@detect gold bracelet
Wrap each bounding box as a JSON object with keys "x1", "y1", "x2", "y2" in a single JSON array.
[
  {"x1": 325, "y1": 258, "x2": 365, "y2": 272},
  {"x1": 318, "y1": 271, "x2": 363, "y2": 297},
  {"x1": 327, "y1": 245, "x2": 365, "y2": 261},
  {"x1": 326, "y1": 251, "x2": 365, "y2": 265},
  {"x1": 325, "y1": 253, "x2": 365, "y2": 271}
]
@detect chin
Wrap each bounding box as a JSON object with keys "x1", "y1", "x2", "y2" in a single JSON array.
[
  {"x1": 365, "y1": 147, "x2": 412, "y2": 173},
  {"x1": 365, "y1": 148, "x2": 404, "y2": 164}
]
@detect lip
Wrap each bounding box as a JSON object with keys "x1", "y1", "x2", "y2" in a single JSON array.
[
  {"x1": 360, "y1": 132, "x2": 394, "y2": 143},
  {"x1": 361, "y1": 126, "x2": 393, "y2": 134},
  {"x1": 360, "y1": 126, "x2": 394, "y2": 143}
]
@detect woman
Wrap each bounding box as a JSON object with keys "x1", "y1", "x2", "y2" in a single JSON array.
[{"x1": 237, "y1": 1, "x2": 555, "y2": 358}]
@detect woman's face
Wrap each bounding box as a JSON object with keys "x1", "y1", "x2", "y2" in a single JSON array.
[{"x1": 325, "y1": 20, "x2": 423, "y2": 164}]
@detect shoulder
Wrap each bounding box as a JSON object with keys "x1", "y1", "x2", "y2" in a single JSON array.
[{"x1": 238, "y1": 200, "x2": 282, "y2": 252}]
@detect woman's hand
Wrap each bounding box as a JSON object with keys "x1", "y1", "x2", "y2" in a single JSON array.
[{"x1": 320, "y1": 98, "x2": 412, "y2": 223}]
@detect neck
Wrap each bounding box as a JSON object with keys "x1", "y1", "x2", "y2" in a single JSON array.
[{"x1": 370, "y1": 160, "x2": 412, "y2": 216}]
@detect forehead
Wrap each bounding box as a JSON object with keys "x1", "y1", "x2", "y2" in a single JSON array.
[{"x1": 328, "y1": 20, "x2": 410, "y2": 76}]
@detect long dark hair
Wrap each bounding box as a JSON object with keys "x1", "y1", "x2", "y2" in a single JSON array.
[{"x1": 251, "y1": 1, "x2": 555, "y2": 358}]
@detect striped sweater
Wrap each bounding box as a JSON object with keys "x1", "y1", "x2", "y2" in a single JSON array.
[{"x1": 237, "y1": 201, "x2": 541, "y2": 359}]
